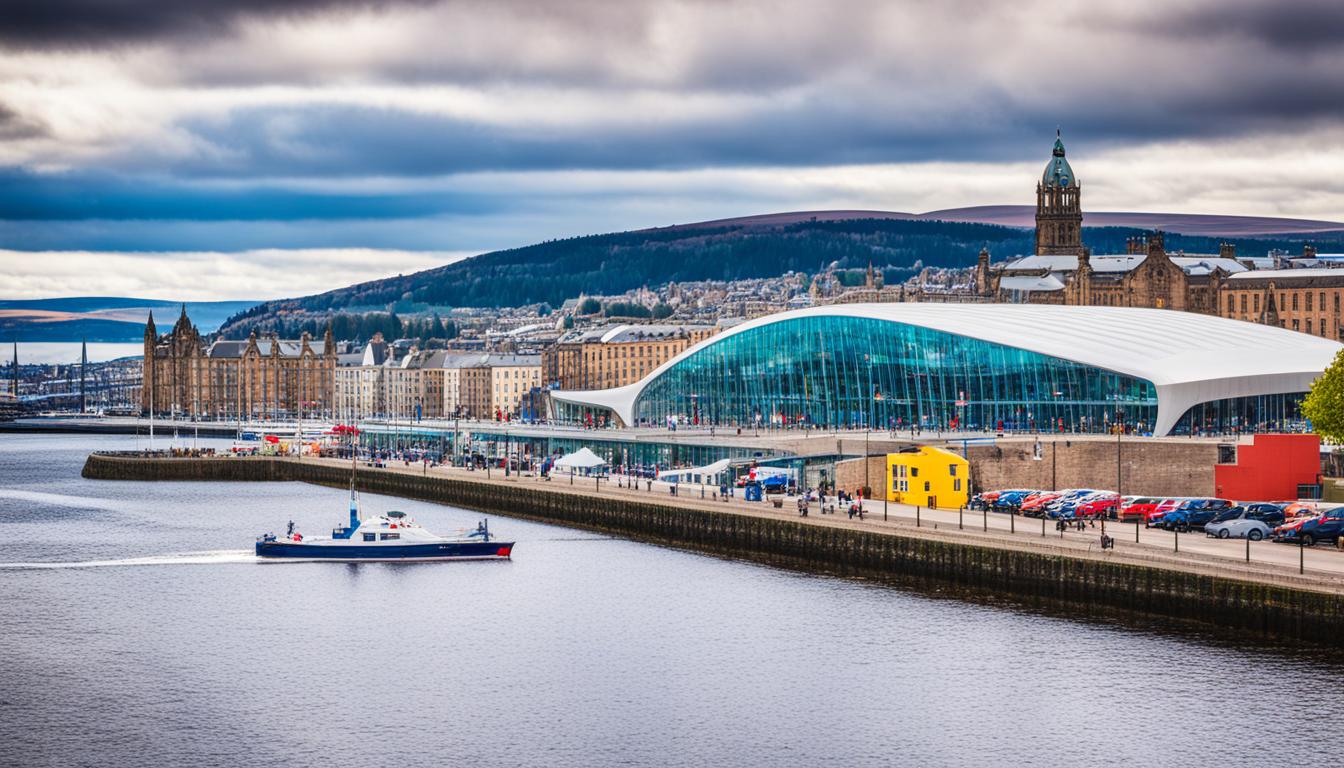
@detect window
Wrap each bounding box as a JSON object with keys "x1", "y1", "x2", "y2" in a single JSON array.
[
  {"x1": 953, "y1": 478, "x2": 962, "y2": 491},
  {"x1": 1240, "y1": 294, "x2": 1247, "y2": 313},
  {"x1": 1293, "y1": 293, "x2": 1300, "y2": 311},
  {"x1": 1254, "y1": 294, "x2": 1261, "y2": 312},
  {"x1": 924, "y1": 481, "x2": 930, "y2": 492},
  {"x1": 1307, "y1": 319, "x2": 1313, "y2": 335},
  {"x1": 1308, "y1": 292, "x2": 1314, "y2": 311},
  {"x1": 949, "y1": 464, "x2": 958, "y2": 477},
  {"x1": 1293, "y1": 319, "x2": 1300, "y2": 330},
  {"x1": 911, "y1": 466, "x2": 919, "y2": 477},
  {"x1": 362, "y1": 533, "x2": 376, "y2": 541},
  {"x1": 381, "y1": 532, "x2": 400, "y2": 540}
]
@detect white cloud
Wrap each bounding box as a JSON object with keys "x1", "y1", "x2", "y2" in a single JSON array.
[{"x1": 0, "y1": 248, "x2": 470, "y2": 301}]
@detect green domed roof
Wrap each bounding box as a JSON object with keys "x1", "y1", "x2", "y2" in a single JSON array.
[{"x1": 1042, "y1": 131, "x2": 1076, "y2": 187}]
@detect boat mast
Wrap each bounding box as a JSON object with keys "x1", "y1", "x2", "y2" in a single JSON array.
[{"x1": 349, "y1": 428, "x2": 359, "y2": 530}]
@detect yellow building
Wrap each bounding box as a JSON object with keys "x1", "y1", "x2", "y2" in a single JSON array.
[{"x1": 886, "y1": 446, "x2": 969, "y2": 509}]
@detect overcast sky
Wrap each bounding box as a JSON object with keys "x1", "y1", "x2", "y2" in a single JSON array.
[{"x1": 3, "y1": 0, "x2": 1344, "y2": 300}]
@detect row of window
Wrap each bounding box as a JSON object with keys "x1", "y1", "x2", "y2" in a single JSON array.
[{"x1": 1226, "y1": 289, "x2": 1343, "y2": 315}]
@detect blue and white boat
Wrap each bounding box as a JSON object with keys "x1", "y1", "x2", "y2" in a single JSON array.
[{"x1": 256, "y1": 487, "x2": 513, "y2": 562}]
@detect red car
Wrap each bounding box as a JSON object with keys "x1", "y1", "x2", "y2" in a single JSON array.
[
  {"x1": 1074, "y1": 493, "x2": 1119, "y2": 519},
  {"x1": 1119, "y1": 497, "x2": 1161, "y2": 523},
  {"x1": 1020, "y1": 492, "x2": 1061, "y2": 515},
  {"x1": 1145, "y1": 498, "x2": 1185, "y2": 527}
]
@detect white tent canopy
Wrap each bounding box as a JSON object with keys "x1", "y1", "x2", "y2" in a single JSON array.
[
  {"x1": 657, "y1": 458, "x2": 733, "y2": 484},
  {"x1": 554, "y1": 447, "x2": 608, "y2": 471}
]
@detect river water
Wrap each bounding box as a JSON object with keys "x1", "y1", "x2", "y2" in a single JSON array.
[{"x1": 1, "y1": 433, "x2": 1342, "y2": 767}]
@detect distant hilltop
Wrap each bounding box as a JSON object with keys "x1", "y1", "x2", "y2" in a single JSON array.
[
  {"x1": 1, "y1": 298, "x2": 259, "y2": 343},
  {"x1": 662, "y1": 206, "x2": 1344, "y2": 237}
]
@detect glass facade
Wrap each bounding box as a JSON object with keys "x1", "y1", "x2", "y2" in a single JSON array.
[
  {"x1": 1172, "y1": 393, "x2": 1306, "y2": 436},
  {"x1": 630, "y1": 316, "x2": 1160, "y2": 432}
]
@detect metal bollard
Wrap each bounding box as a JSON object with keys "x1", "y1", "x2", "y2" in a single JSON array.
[
  {"x1": 983, "y1": 507, "x2": 987, "y2": 532},
  {"x1": 1174, "y1": 528, "x2": 1179, "y2": 553},
  {"x1": 959, "y1": 506, "x2": 963, "y2": 530},
  {"x1": 916, "y1": 506, "x2": 921, "y2": 527},
  {"x1": 1246, "y1": 534, "x2": 1250, "y2": 563},
  {"x1": 1010, "y1": 510, "x2": 1015, "y2": 534}
]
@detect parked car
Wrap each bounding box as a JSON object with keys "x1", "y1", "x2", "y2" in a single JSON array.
[
  {"x1": 992, "y1": 489, "x2": 1036, "y2": 512},
  {"x1": 1241, "y1": 502, "x2": 1287, "y2": 528},
  {"x1": 968, "y1": 491, "x2": 1000, "y2": 511},
  {"x1": 1042, "y1": 489, "x2": 1098, "y2": 519},
  {"x1": 1071, "y1": 492, "x2": 1120, "y2": 520},
  {"x1": 1145, "y1": 498, "x2": 1187, "y2": 528},
  {"x1": 1159, "y1": 498, "x2": 1234, "y2": 532},
  {"x1": 1290, "y1": 507, "x2": 1344, "y2": 546},
  {"x1": 1120, "y1": 497, "x2": 1161, "y2": 523},
  {"x1": 1020, "y1": 492, "x2": 1061, "y2": 516},
  {"x1": 1204, "y1": 506, "x2": 1273, "y2": 540},
  {"x1": 1273, "y1": 515, "x2": 1318, "y2": 542},
  {"x1": 1279, "y1": 501, "x2": 1319, "y2": 520}
]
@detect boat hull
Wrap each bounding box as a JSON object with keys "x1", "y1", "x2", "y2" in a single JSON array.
[{"x1": 255, "y1": 539, "x2": 513, "y2": 561}]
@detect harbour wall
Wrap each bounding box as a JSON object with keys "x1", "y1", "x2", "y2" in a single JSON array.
[{"x1": 83, "y1": 452, "x2": 1344, "y2": 645}]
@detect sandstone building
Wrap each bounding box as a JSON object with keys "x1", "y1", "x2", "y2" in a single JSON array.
[
  {"x1": 542, "y1": 324, "x2": 717, "y2": 391},
  {"x1": 142, "y1": 308, "x2": 336, "y2": 418}
]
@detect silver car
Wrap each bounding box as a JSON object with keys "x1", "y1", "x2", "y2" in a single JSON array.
[{"x1": 1204, "y1": 507, "x2": 1272, "y2": 541}]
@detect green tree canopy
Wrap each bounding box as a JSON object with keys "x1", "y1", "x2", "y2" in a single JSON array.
[{"x1": 1303, "y1": 348, "x2": 1344, "y2": 442}]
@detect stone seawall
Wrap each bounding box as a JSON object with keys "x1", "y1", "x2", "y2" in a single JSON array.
[{"x1": 83, "y1": 452, "x2": 1344, "y2": 645}]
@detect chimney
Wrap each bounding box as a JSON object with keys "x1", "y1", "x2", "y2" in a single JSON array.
[{"x1": 1219, "y1": 243, "x2": 1236, "y2": 259}]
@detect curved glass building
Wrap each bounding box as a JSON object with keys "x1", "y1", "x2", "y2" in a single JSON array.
[{"x1": 551, "y1": 304, "x2": 1339, "y2": 436}]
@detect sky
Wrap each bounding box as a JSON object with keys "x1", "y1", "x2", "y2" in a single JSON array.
[{"x1": 2, "y1": 0, "x2": 1344, "y2": 300}]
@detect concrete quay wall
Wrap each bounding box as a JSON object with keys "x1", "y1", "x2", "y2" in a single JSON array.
[{"x1": 83, "y1": 452, "x2": 1343, "y2": 645}]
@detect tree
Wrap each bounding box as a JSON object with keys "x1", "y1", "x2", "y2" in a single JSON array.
[
  {"x1": 578, "y1": 297, "x2": 601, "y2": 315},
  {"x1": 1303, "y1": 348, "x2": 1344, "y2": 442},
  {"x1": 651, "y1": 302, "x2": 673, "y2": 319}
]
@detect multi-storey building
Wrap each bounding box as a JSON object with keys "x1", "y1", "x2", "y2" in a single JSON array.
[
  {"x1": 333, "y1": 334, "x2": 390, "y2": 421},
  {"x1": 444, "y1": 353, "x2": 542, "y2": 420},
  {"x1": 142, "y1": 308, "x2": 336, "y2": 418},
  {"x1": 542, "y1": 324, "x2": 717, "y2": 390},
  {"x1": 1218, "y1": 269, "x2": 1344, "y2": 339}
]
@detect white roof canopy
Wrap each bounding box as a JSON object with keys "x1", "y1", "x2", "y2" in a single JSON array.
[{"x1": 552, "y1": 303, "x2": 1341, "y2": 437}]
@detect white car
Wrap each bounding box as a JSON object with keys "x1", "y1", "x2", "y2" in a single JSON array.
[{"x1": 1204, "y1": 507, "x2": 1272, "y2": 541}]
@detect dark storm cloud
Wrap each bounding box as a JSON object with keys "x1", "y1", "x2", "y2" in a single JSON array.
[
  {"x1": 1156, "y1": 0, "x2": 1344, "y2": 51},
  {"x1": 0, "y1": 168, "x2": 495, "y2": 220},
  {"x1": 0, "y1": 0, "x2": 433, "y2": 48},
  {"x1": 0, "y1": 104, "x2": 47, "y2": 140}
]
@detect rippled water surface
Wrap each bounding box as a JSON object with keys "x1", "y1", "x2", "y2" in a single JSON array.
[{"x1": 2, "y1": 433, "x2": 1343, "y2": 767}]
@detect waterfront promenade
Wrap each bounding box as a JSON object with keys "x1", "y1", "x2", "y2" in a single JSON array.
[{"x1": 326, "y1": 456, "x2": 1344, "y2": 594}]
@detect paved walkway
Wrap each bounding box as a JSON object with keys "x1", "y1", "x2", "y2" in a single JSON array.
[{"x1": 304, "y1": 456, "x2": 1344, "y2": 596}]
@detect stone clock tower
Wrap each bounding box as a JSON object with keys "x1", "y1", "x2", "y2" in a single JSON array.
[{"x1": 1035, "y1": 130, "x2": 1084, "y2": 256}]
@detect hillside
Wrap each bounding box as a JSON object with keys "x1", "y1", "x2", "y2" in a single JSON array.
[{"x1": 216, "y1": 211, "x2": 1344, "y2": 339}]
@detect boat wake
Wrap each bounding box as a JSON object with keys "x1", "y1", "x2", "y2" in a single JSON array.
[
  {"x1": 0, "y1": 488, "x2": 127, "y2": 512},
  {"x1": 0, "y1": 549, "x2": 260, "y2": 570}
]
